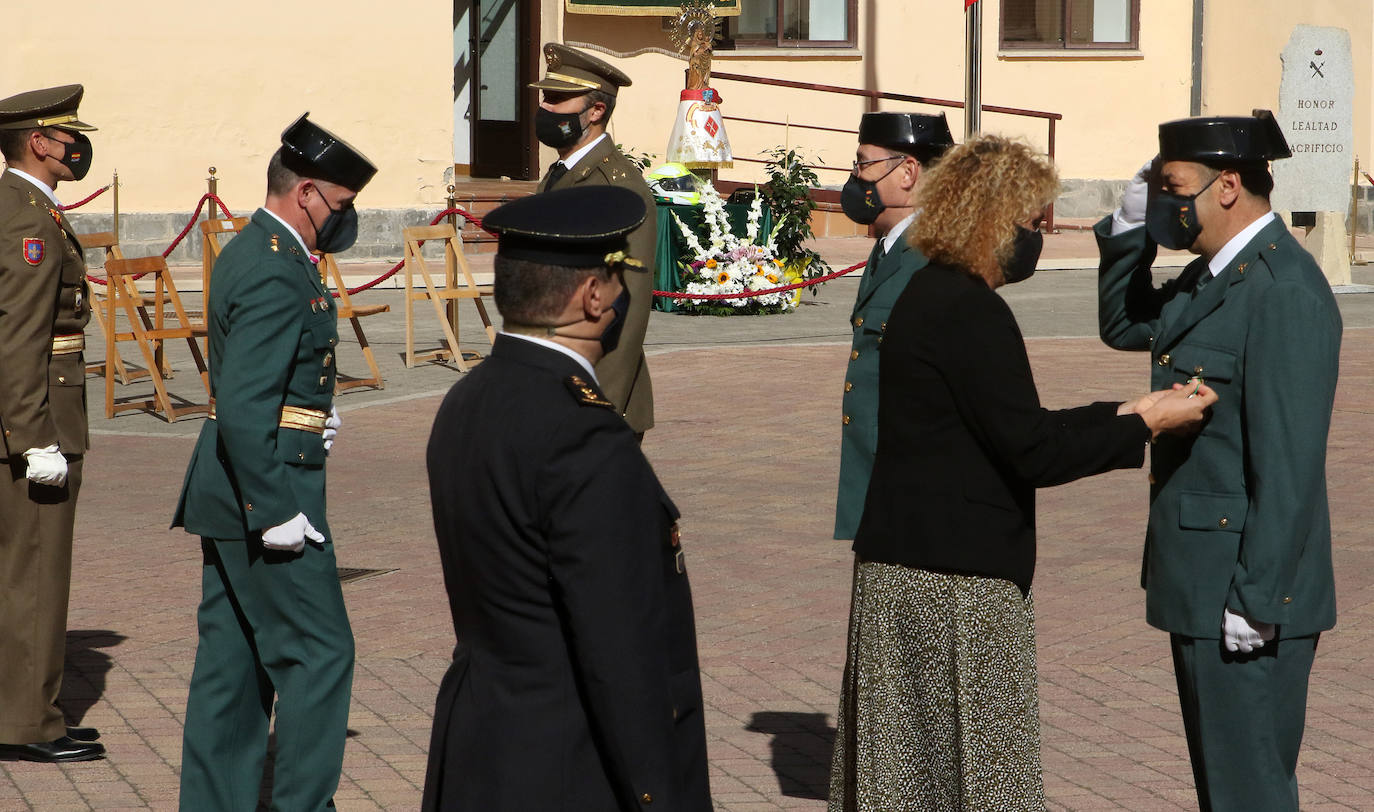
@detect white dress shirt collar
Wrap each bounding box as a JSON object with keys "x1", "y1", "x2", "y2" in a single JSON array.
[
  {"x1": 559, "y1": 133, "x2": 609, "y2": 172},
  {"x1": 1208, "y1": 211, "x2": 1277, "y2": 277},
  {"x1": 501, "y1": 331, "x2": 599, "y2": 383},
  {"x1": 881, "y1": 213, "x2": 917, "y2": 255},
  {"x1": 6, "y1": 168, "x2": 62, "y2": 208}
]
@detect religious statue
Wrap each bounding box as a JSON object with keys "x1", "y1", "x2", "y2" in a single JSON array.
[{"x1": 667, "y1": 0, "x2": 733, "y2": 169}]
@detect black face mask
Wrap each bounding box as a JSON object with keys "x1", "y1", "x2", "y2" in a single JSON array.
[
  {"x1": 535, "y1": 106, "x2": 588, "y2": 150},
  {"x1": 1001, "y1": 227, "x2": 1043, "y2": 285},
  {"x1": 840, "y1": 160, "x2": 904, "y2": 226},
  {"x1": 46, "y1": 131, "x2": 92, "y2": 181},
  {"x1": 306, "y1": 188, "x2": 359, "y2": 254},
  {"x1": 1145, "y1": 172, "x2": 1218, "y2": 250},
  {"x1": 599, "y1": 286, "x2": 631, "y2": 355}
]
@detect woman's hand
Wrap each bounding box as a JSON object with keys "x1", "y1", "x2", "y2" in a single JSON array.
[{"x1": 1137, "y1": 382, "x2": 1218, "y2": 437}]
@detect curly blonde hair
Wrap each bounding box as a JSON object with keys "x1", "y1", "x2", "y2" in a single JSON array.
[{"x1": 910, "y1": 134, "x2": 1059, "y2": 286}]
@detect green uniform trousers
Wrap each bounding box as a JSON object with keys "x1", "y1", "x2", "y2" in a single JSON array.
[
  {"x1": 0, "y1": 455, "x2": 81, "y2": 744},
  {"x1": 1170, "y1": 634, "x2": 1317, "y2": 812},
  {"x1": 178, "y1": 537, "x2": 353, "y2": 812}
]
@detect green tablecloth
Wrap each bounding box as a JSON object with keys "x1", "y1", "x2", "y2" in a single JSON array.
[{"x1": 653, "y1": 202, "x2": 772, "y2": 313}]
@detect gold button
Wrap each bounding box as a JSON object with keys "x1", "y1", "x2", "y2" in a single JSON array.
[
  {"x1": 3, "y1": 429, "x2": 10, "y2": 438},
  {"x1": 329, "y1": 337, "x2": 336, "y2": 345},
  {"x1": 319, "y1": 376, "x2": 328, "y2": 386},
  {"x1": 1158, "y1": 353, "x2": 1171, "y2": 366},
  {"x1": 854, "y1": 316, "x2": 864, "y2": 327},
  {"x1": 641, "y1": 794, "x2": 653, "y2": 804},
  {"x1": 298, "y1": 453, "x2": 305, "y2": 460},
  {"x1": 844, "y1": 381, "x2": 853, "y2": 392},
  {"x1": 57, "y1": 376, "x2": 66, "y2": 384},
  {"x1": 877, "y1": 336, "x2": 883, "y2": 345},
  {"x1": 1269, "y1": 243, "x2": 1277, "y2": 250},
  {"x1": 1218, "y1": 517, "x2": 1229, "y2": 528},
  {"x1": 880, "y1": 321, "x2": 887, "y2": 332},
  {"x1": 246, "y1": 503, "x2": 254, "y2": 511},
  {"x1": 1193, "y1": 365, "x2": 1204, "y2": 375},
  {"x1": 1283, "y1": 596, "x2": 1292, "y2": 604},
  {"x1": 842, "y1": 415, "x2": 851, "y2": 425},
  {"x1": 850, "y1": 350, "x2": 859, "y2": 361}
]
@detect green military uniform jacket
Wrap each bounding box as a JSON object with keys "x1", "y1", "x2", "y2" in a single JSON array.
[
  {"x1": 834, "y1": 223, "x2": 929, "y2": 539},
  {"x1": 1097, "y1": 215, "x2": 1340, "y2": 639},
  {"x1": 174, "y1": 209, "x2": 339, "y2": 541},
  {"x1": 0, "y1": 169, "x2": 90, "y2": 457},
  {"x1": 539, "y1": 135, "x2": 657, "y2": 434}
]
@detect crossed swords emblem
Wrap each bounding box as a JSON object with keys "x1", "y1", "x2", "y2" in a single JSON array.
[{"x1": 1311, "y1": 48, "x2": 1325, "y2": 79}]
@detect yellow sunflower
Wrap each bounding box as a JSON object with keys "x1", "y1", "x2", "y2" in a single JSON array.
[{"x1": 715, "y1": 270, "x2": 731, "y2": 284}]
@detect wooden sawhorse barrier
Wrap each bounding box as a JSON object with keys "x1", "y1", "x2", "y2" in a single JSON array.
[
  {"x1": 402, "y1": 223, "x2": 495, "y2": 371},
  {"x1": 319, "y1": 253, "x2": 389, "y2": 392},
  {"x1": 104, "y1": 256, "x2": 210, "y2": 422}
]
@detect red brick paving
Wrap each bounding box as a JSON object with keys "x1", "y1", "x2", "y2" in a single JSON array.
[{"x1": 2, "y1": 331, "x2": 1373, "y2": 809}]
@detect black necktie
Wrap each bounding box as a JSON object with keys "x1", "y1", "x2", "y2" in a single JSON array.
[{"x1": 546, "y1": 162, "x2": 568, "y2": 188}]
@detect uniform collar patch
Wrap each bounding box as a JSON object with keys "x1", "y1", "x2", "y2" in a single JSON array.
[{"x1": 565, "y1": 374, "x2": 614, "y2": 408}]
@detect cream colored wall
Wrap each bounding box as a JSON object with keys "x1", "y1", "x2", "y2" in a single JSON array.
[
  {"x1": 1202, "y1": 1, "x2": 1373, "y2": 166},
  {"x1": 558, "y1": 1, "x2": 1196, "y2": 185},
  {"x1": 0, "y1": 1, "x2": 452, "y2": 213}
]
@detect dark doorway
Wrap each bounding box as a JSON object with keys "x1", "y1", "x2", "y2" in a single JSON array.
[{"x1": 471, "y1": 0, "x2": 539, "y2": 179}]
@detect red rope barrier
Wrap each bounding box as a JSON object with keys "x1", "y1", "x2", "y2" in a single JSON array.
[
  {"x1": 652, "y1": 259, "x2": 866, "y2": 301},
  {"x1": 60, "y1": 184, "x2": 111, "y2": 211},
  {"x1": 86, "y1": 192, "x2": 240, "y2": 285},
  {"x1": 337, "y1": 206, "x2": 493, "y2": 296}
]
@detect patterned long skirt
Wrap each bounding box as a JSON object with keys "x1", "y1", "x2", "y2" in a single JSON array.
[{"x1": 827, "y1": 560, "x2": 1044, "y2": 812}]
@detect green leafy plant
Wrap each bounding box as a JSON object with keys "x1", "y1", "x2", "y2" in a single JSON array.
[
  {"x1": 759, "y1": 147, "x2": 830, "y2": 292},
  {"x1": 617, "y1": 144, "x2": 656, "y2": 173}
]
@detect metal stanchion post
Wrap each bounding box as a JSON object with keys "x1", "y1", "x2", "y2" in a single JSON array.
[
  {"x1": 206, "y1": 167, "x2": 219, "y2": 221},
  {"x1": 1351, "y1": 157, "x2": 1360, "y2": 265},
  {"x1": 445, "y1": 184, "x2": 458, "y2": 339},
  {"x1": 111, "y1": 170, "x2": 120, "y2": 241}
]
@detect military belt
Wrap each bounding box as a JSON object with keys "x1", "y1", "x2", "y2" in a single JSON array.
[
  {"x1": 207, "y1": 402, "x2": 329, "y2": 435},
  {"x1": 51, "y1": 333, "x2": 85, "y2": 355}
]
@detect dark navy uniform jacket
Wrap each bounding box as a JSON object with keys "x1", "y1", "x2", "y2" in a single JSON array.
[{"x1": 422, "y1": 335, "x2": 710, "y2": 812}]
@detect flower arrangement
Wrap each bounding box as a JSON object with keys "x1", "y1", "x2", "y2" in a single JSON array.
[{"x1": 672, "y1": 183, "x2": 795, "y2": 315}]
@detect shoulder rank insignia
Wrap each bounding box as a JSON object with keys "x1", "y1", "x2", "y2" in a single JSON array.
[
  {"x1": 270, "y1": 234, "x2": 280, "y2": 252},
  {"x1": 23, "y1": 238, "x2": 44, "y2": 265},
  {"x1": 565, "y1": 375, "x2": 614, "y2": 408}
]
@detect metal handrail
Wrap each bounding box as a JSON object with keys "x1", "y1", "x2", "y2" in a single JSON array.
[{"x1": 710, "y1": 71, "x2": 1063, "y2": 229}]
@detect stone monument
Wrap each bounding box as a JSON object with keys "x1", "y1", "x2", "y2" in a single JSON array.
[{"x1": 1272, "y1": 25, "x2": 1354, "y2": 285}]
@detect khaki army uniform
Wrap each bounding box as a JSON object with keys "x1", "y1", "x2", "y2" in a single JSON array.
[
  {"x1": 0, "y1": 168, "x2": 91, "y2": 744},
  {"x1": 539, "y1": 135, "x2": 658, "y2": 434}
]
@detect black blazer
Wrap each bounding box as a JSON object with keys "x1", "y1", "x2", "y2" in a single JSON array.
[
  {"x1": 853, "y1": 263, "x2": 1150, "y2": 594},
  {"x1": 422, "y1": 335, "x2": 710, "y2": 812}
]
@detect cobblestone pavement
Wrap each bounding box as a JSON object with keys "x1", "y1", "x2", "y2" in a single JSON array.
[{"x1": 2, "y1": 238, "x2": 1373, "y2": 810}]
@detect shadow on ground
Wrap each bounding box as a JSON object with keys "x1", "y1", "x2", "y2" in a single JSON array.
[
  {"x1": 62, "y1": 630, "x2": 126, "y2": 725},
  {"x1": 746, "y1": 710, "x2": 836, "y2": 800}
]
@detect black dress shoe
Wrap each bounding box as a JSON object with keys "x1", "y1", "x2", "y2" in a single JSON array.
[
  {"x1": 66, "y1": 726, "x2": 100, "y2": 742},
  {"x1": 0, "y1": 736, "x2": 105, "y2": 763}
]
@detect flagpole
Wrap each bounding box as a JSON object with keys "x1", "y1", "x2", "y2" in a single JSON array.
[{"x1": 964, "y1": 0, "x2": 982, "y2": 137}]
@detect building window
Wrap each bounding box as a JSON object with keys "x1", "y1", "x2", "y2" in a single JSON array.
[
  {"x1": 1000, "y1": 0, "x2": 1139, "y2": 50},
  {"x1": 718, "y1": 0, "x2": 856, "y2": 48}
]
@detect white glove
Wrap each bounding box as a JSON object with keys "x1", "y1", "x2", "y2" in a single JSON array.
[
  {"x1": 261, "y1": 512, "x2": 326, "y2": 553},
  {"x1": 24, "y1": 445, "x2": 68, "y2": 487},
  {"x1": 322, "y1": 406, "x2": 341, "y2": 454},
  {"x1": 1110, "y1": 159, "x2": 1153, "y2": 236},
  {"x1": 1222, "y1": 608, "x2": 1275, "y2": 653}
]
